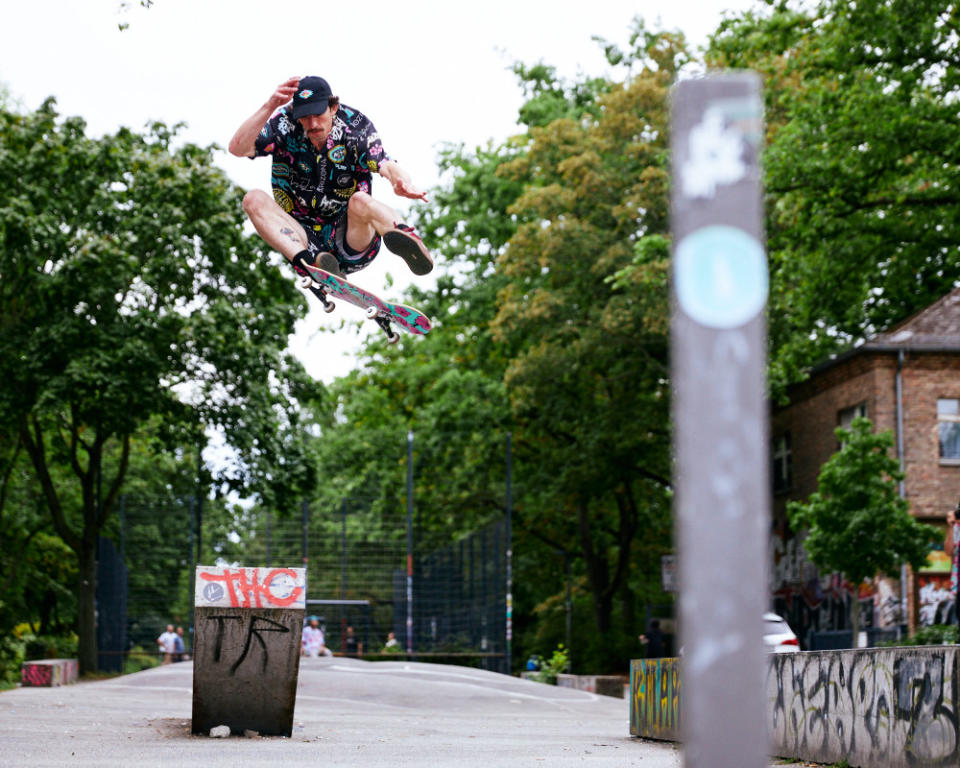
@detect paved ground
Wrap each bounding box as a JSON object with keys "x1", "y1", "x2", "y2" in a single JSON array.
[{"x1": 0, "y1": 657, "x2": 682, "y2": 767}]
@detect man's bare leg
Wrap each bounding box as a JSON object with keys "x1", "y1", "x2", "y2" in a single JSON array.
[
  {"x1": 345, "y1": 192, "x2": 433, "y2": 275},
  {"x1": 242, "y1": 189, "x2": 310, "y2": 261}
]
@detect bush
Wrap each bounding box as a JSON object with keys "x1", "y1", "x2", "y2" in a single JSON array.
[
  {"x1": 0, "y1": 635, "x2": 27, "y2": 687},
  {"x1": 904, "y1": 624, "x2": 959, "y2": 646},
  {"x1": 532, "y1": 644, "x2": 570, "y2": 685},
  {"x1": 124, "y1": 646, "x2": 162, "y2": 674},
  {"x1": 23, "y1": 633, "x2": 78, "y2": 661}
]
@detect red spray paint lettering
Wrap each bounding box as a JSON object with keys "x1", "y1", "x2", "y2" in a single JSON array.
[{"x1": 200, "y1": 568, "x2": 303, "y2": 608}]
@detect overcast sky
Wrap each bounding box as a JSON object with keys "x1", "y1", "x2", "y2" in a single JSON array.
[{"x1": 1, "y1": 0, "x2": 757, "y2": 383}]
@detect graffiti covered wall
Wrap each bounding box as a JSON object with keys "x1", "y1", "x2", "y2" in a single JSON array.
[
  {"x1": 768, "y1": 648, "x2": 959, "y2": 768},
  {"x1": 630, "y1": 658, "x2": 681, "y2": 741},
  {"x1": 629, "y1": 649, "x2": 959, "y2": 767}
]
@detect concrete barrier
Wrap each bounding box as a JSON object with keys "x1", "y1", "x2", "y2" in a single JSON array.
[
  {"x1": 191, "y1": 565, "x2": 305, "y2": 737},
  {"x1": 768, "y1": 647, "x2": 959, "y2": 768},
  {"x1": 21, "y1": 658, "x2": 78, "y2": 687},
  {"x1": 630, "y1": 658, "x2": 681, "y2": 741},
  {"x1": 556, "y1": 673, "x2": 628, "y2": 699},
  {"x1": 628, "y1": 648, "x2": 960, "y2": 768}
]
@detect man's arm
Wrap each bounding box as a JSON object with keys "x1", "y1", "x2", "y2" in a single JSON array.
[
  {"x1": 228, "y1": 76, "x2": 300, "y2": 158},
  {"x1": 379, "y1": 160, "x2": 428, "y2": 202},
  {"x1": 947, "y1": 510, "x2": 956, "y2": 557}
]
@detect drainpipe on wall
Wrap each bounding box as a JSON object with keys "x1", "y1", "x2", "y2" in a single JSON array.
[{"x1": 896, "y1": 349, "x2": 908, "y2": 630}]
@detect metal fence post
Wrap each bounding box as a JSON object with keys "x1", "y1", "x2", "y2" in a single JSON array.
[
  {"x1": 670, "y1": 73, "x2": 770, "y2": 768},
  {"x1": 406, "y1": 430, "x2": 414, "y2": 655},
  {"x1": 505, "y1": 431, "x2": 513, "y2": 675}
]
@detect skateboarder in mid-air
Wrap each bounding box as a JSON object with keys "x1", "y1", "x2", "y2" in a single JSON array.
[{"x1": 228, "y1": 75, "x2": 433, "y2": 280}]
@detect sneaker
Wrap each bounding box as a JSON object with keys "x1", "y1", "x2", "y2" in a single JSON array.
[
  {"x1": 383, "y1": 223, "x2": 434, "y2": 276},
  {"x1": 315, "y1": 251, "x2": 344, "y2": 278}
]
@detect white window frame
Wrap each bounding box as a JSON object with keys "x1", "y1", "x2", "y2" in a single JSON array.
[
  {"x1": 772, "y1": 433, "x2": 792, "y2": 494},
  {"x1": 938, "y1": 398, "x2": 960, "y2": 465}
]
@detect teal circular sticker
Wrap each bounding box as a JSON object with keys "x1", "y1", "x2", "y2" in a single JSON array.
[{"x1": 674, "y1": 225, "x2": 768, "y2": 329}]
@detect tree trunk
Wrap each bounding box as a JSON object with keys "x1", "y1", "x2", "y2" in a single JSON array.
[{"x1": 77, "y1": 540, "x2": 98, "y2": 674}]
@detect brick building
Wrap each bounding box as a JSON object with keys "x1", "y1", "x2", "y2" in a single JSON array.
[{"x1": 771, "y1": 288, "x2": 960, "y2": 642}]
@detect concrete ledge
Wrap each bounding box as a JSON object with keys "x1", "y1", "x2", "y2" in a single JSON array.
[
  {"x1": 768, "y1": 646, "x2": 959, "y2": 768},
  {"x1": 556, "y1": 673, "x2": 628, "y2": 699},
  {"x1": 21, "y1": 659, "x2": 79, "y2": 687},
  {"x1": 628, "y1": 648, "x2": 960, "y2": 768}
]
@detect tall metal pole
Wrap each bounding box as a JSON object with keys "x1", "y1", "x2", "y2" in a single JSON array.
[
  {"x1": 671, "y1": 73, "x2": 769, "y2": 768},
  {"x1": 196, "y1": 440, "x2": 204, "y2": 567},
  {"x1": 265, "y1": 511, "x2": 272, "y2": 567},
  {"x1": 564, "y1": 550, "x2": 572, "y2": 667},
  {"x1": 505, "y1": 432, "x2": 513, "y2": 675},
  {"x1": 301, "y1": 499, "x2": 309, "y2": 568},
  {"x1": 189, "y1": 496, "x2": 195, "y2": 628},
  {"x1": 406, "y1": 430, "x2": 414, "y2": 655},
  {"x1": 340, "y1": 498, "x2": 348, "y2": 600}
]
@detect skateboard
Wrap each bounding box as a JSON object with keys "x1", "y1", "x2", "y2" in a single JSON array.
[{"x1": 294, "y1": 260, "x2": 432, "y2": 344}]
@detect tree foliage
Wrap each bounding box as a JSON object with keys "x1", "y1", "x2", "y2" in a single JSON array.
[
  {"x1": 707, "y1": 0, "x2": 960, "y2": 398},
  {"x1": 787, "y1": 418, "x2": 938, "y2": 636},
  {"x1": 0, "y1": 100, "x2": 320, "y2": 671}
]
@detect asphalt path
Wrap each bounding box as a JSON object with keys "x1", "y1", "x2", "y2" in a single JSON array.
[{"x1": 0, "y1": 657, "x2": 682, "y2": 767}]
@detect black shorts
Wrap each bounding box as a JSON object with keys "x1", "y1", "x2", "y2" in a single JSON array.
[{"x1": 300, "y1": 207, "x2": 382, "y2": 275}]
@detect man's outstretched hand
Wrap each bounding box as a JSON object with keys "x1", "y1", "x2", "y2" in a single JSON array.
[
  {"x1": 392, "y1": 177, "x2": 429, "y2": 202},
  {"x1": 381, "y1": 161, "x2": 428, "y2": 202}
]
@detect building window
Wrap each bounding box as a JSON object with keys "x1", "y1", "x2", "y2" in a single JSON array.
[
  {"x1": 773, "y1": 433, "x2": 792, "y2": 494},
  {"x1": 839, "y1": 402, "x2": 867, "y2": 429},
  {"x1": 938, "y1": 398, "x2": 960, "y2": 462}
]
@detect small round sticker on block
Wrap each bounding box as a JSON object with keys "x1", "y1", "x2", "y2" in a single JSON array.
[{"x1": 674, "y1": 225, "x2": 767, "y2": 329}]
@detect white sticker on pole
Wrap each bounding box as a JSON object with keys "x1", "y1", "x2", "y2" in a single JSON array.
[
  {"x1": 674, "y1": 225, "x2": 768, "y2": 329},
  {"x1": 194, "y1": 565, "x2": 306, "y2": 609}
]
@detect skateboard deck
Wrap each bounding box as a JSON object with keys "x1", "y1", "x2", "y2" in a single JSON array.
[{"x1": 295, "y1": 260, "x2": 432, "y2": 342}]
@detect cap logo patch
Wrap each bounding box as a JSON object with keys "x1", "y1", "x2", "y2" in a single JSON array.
[{"x1": 298, "y1": 89, "x2": 314, "y2": 99}]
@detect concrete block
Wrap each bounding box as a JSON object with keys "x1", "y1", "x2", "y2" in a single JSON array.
[
  {"x1": 768, "y1": 646, "x2": 960, "y2": 768},
  {"x1": 21, "y1": 659, "x2": 78, "y2": 687},
  {"x1": 630, "y1": 658, "x2": 681, "y2": 741},
  {"x1": 556, "y1": 673, "x2": 628, "y2": 698},
  {"x1": 191, "y1": 565, "x2": 305, "y2": 736}
]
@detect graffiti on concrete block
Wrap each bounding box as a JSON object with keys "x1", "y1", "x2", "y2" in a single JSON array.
[
  {"x1": 208, "y1": 614, "x2": 290, "y2": 674},
  {"x1": 195, "y1": 565, "x2": 305, "y2": 609},
  {"x1": 21, "y1": 663, "x2": 53, "y2": 687},
  {"x1": 630, "y1": 658, "x2": 681, "y2": 741},
  {"x1": 768, "y1": 648, "x2": 959, "y2": 767}
]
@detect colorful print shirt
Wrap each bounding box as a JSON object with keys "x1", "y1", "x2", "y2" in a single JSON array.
[{"x1": 253, "y1": 104, "x2": 389, "y2": 227}]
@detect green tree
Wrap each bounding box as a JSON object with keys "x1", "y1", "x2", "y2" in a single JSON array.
[
  {"x1": 490, "y1": 22, "x2": 681, "y2": 662},
  {"x1": 0, "y1": 100, "x2": 319, "y2": 673},
  {"x1": 708, "y1": 0, "x2": 960, "y2": 399},
  {"x1": 787, "y1": 418, "x2": 937, "y2": 641}
]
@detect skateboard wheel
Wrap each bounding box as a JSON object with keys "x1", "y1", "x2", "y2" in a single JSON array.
[
  {"x1": 298, "y1": 275, "x2": 313, "y2": 289},
  {"x1": 387, "y1": 332, "x2": 400, "y2": 345},
  {"x1": 323, "y1": 300, "x2": 336, "y2": 314},
  {"x1": 365, "y1": 306, "x2": 379, "y2": 319}
]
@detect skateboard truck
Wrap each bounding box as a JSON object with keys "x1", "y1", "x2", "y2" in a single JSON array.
[{"x1": 299, "y1": 275, "x2": 335, "y2": 313}]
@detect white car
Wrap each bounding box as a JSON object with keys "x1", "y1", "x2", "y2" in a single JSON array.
[{"x1": 763, "y1": 612, "x2": 800, "y2": 653}]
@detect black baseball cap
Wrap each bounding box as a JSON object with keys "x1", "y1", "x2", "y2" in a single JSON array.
[{"x1": 292, "y1": 76, "x2": 334, "y2": 120}]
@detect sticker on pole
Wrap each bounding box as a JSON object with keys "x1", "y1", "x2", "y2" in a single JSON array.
[
  {"x1": 674, "y1": 225, "x2": 767, "y2": 329},
  {"x1": 195, "y1": 565, "x2": 306, "y2": 609}
]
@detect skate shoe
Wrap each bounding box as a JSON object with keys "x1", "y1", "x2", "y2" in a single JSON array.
[{"x1": 383, "y1": 223, "x2": 434, "y2": 276}]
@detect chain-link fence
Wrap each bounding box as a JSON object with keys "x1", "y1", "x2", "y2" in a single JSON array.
[{"x1": 97, "y1": 494, "x2": 508, "y2": 673}]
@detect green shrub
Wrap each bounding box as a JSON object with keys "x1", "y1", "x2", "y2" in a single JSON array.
[
  {"x1": 533, "y1": 644, "x2": 570, "y2": 685},
  {"x1": 124, "y1": 646, "x2": 162, "y2": 674},
  {"x1": 0, "y1": 635, "x2": 27, "y2": 687},
  {"x1": 24, "y1": 634, "x2": 78, "y2": 661}
]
